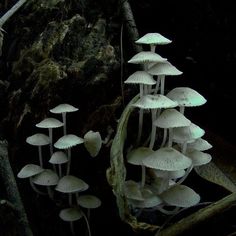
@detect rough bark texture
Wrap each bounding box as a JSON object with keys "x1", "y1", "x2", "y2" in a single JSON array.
[{"x1": 0, "y1": 140, "x2": 33, "y2": 236}]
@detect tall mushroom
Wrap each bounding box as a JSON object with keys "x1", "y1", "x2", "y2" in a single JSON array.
[{"x1": 49, "y1": 151, "x2": 68, "y2": 177}]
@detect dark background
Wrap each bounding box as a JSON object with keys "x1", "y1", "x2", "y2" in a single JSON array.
[{"x1": 128, "y1": 0, "x2": 236, "y2": 146}]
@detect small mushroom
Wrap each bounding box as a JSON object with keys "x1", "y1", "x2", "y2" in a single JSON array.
[
  {"x1": 31, "y1": 169, "x2": 59, "y2": 199},
  {"x1": 26, "y1": 133, "x2": 50, "y2": 167},
  {"x1": 36, "y1": 118, "x2": 64, "y2": 156},
  {"x1": 50, "y1": 103, "x2": 78, "y2": 135},
  {"x1": 127, "y1": 147, "x2": 154, "y2": 187},
  {"x1": 54, "y1": 134, "x2": 84, "y2": 175},
  {"x1": 49, "y1": 151, "x2": 68, "y2": 177},
  {"x1": 59, "y1": 207, "x2": 83, "y2": 235},
  {"x1": 17, "y1": 164, "x2": 46, "y2": 195}
]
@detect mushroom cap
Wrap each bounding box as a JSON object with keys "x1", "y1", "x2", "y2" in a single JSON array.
[
  {"x1": 154, "y1": 109, "x2": 191, "y2": 128},
  {"x1": 147, "y1": 61, "x2": 182, "y2": 76},
  {"x1": 142, "y1": 147, "x2": 192, "y2": 171},
  {"x1": 124, "y1": 180, "x2": 144, "y2": 201},
  {"x1": 36, "y1": 118, "x2": 64, "y2": 129},
  {"x1": 54, "y1": 134, "x2": 84, "y2": 149},
  {"x1": 55, "y1": 175, "x2": 89, "y2": 193},
  {"x1": 135, "y1": 33, "x2": 172, "y2": 45},
  {"x1": 128, "y1": 51, "x2": 167, "y2": 64},
  {"x1": 77, "y1": 195, "x2": 101, "y2": 209},
  {"x1": 59, "y1": 208, "x2": 83, "y2": 222},
  {"x1": 26, "y1": 133, "x2": 50, "y2": 146},
  {"x1": 49, "y1": 151, "x2": 68, "y2": 164},
  {"x1": 124, "y1": 71, "x2": 156, "y2": 85},
  {"x1": 83, "y1": 130, "x2": 102, "y2": 157},
  {"x1": 127, "y1": 147, "x2": 154, "y2": 166},
  {"x1": 132, "y1": 94, "x2": 178, "y2": 110},
  {"x1": 160, "y1": 185, "x2": 201, "y2": 207},
  {"x1": 50, "y1": 103, "x2": 78, "y2": 114},
  {"x1": 187, "y1": 138, "x2": 213, "y2": 151},
  {"x1": 153, "y1": 169, "x2": 186, "y2": 179},
  {"x1": 186, "y1": 150, "x2": 212, "y2": 166},
  {"x1": 166, "y1": 87, "x2": 207, "y2": 107},
  {"x1": 31, "y1": 169, "x2": 59, "y2": 186},
  {"x1": 129, "y1": 187, "x2": 163, "y2": 208},
  {"x1": 172, "y1": 123, "x2": 205, "y2": 143},
  {"x1": 17, "y1": 164, "x2": 44, "y2": 179}
]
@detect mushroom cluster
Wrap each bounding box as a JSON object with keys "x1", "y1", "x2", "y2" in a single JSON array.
[
  {"x1": 17, "y1": 103, "x2": 102, "y2": 235},
  {"x1": 123, "y1": 32, "x2": 212, "y2": 217}
]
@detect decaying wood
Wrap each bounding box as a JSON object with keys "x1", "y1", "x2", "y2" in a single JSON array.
[
  {"x1": 120, "y1": 0, "x2": 142, "y2": 53},
  {"x1": 157, "y1": 192, "x2": 236, "y2": 236},
  {"x1": 0, "y1": 140, "x2": 33, "y2": 236}
]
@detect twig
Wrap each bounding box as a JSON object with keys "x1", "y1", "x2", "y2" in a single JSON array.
[
  {"x1": 0, "y1": 0, "x2": 27, "y2": 27},
  {"x1": 157, "y1": 193, "x2": 236, "y2": 236},
  {"x1": 0, "y1": 140, "x2": 34, "y2": 236}
]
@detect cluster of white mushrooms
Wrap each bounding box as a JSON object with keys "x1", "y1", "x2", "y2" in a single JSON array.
[
  {"x1": 123, "y1": 33, "x2": 213, "y2": 215},
  {"x1": 17, "y1": 104, "x2": 102, "y2": 235}
]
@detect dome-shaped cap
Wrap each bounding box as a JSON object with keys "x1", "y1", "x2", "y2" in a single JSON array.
[
  {"x1": 186, "y1": 150, "x2": 212, "y2": 166},
  {"x1": 154, "y1": 109, "x2": 191, "y2": 128},
  {"x1": 55, "y1": 175, "x2": 89, "y2": 193},
  {"x1": 132, "y1": 94, "x2": 178, "y2": 110},
  {"x1": 124, "y1": 71, "x2": 156, "y2": 85},
  {"x1": 172, "y1": 123, "x2": 205, "y2": 143},
  {"x1": 135, "y1": 33, "x2": 172, "y2": 45},
  {"x1": 187, "y1": 138, "x2": 213, "y2": 151},
  {"x1": 36, "y1": 118, "x2": 64, "y2": 129},
  {"x1": 166, "y1": 87, "x2": 207, "y2": 107},
  {"x1": 128, "y1": 51, "x2": 167, "y2": 64},
  {"x1": 77, "y1": 195, "x2": 101, "y2": 209},
  {"x1": 49, "y1": 151, "x2": 68, "y2": 164},
  {"x1": 142, "y1": 147, "x2": 192, "y2": 171},
  {"x1": 31, "y1": 169, "x2": 59, "y2": 186},
  {"x1": 127, "y1": 147, "x2": 154, "y2": 165},
  {"x1": 160, "y1": 185, "x2": 200, "y2": 207},
  {"x1": 59, "y1": 208, "x2": 83, "y2": 222},
  {"x1": 54, "y1": 134, "x2": 84, "y2": 149},
  {"x1": 26, "y1": 133, "x2": 50, "y2": 146},
  {"x1": 124, "y1": 180, "x2": 143, "y2": 201},
  {"x1": 153, "y1": 169, "x2": 186, "y2": 179},
  {"x1": 83, "y1": 130, "x2": 102, "y2": 157},
  {"x1": 130, "y1": 187, "x2": 163, "y2": 208},
  {"x1": 17, "y1": 164, "x2": 44, "y2": 178},
  {"x1": 50, "y1": 103, "x2": 78, "y2": 114},
  {"x1": 147, "y1": 61, "x2": 182, "y2": 76}
]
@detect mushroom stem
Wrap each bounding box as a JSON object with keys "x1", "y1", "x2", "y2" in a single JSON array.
[
  {"x1": 29, "y1": 178, "x2": 47, "y2": 195},
  {"x1": 160, "y1": 75, "x2": 166, "y2": 95},
  {"x1": 38, "y1": 146, "x2": 43, "y2": 167},
  {"x1": 69, "y1": 193, "x2": 73, "y2": 206},
  {"x1": 48, "y1": 128, "x2": 53, "y2": 156},
  {"x1": 58, "y1": 164, "x2": 62, "y2": 178},
  {"x1": 181, "y1": 141, "x2": 188, "y2": 155},
  {"x1": 62, "y1": 113, "x2": 67, "y2": 135},
  {"x1": 81, "y1": 210, "x2": 91, "y2": 236},
  {"x1": 47, "y1": 186, "x2": 54, "y2": 200},
  {"x1": 69, "y1": 221, "x2": 75, "y2": 236},
  {"x1": 179, "y1": 106, "x2": 185, "y2": 114},
  {"x1": 167, "y1": 128, "x2": 173, "y2": 147},
  {"x1": 161, "y1": 128, "x2": 167, "y2": 147},
  {"x1": 66, "y1": 148, "x2": 72, "y2": 175},
  {"x1": 176, "y1": 165, "x2": 193, "y2": 185},
  {"x1": 150, "y1": 44, "x2": 156, "y2": 53},
  {"x1": 149, "y1": 109, "x2": 158, "y2": 149},
  {"x1": 136, "y1": 84, "x2": 144, "y2": 145},
  {"x1": 154, "y1": 76, "x2": 161, "y2": 94},
  {"x1": 141, "y1": 165, "x2": 146, "y2": 188}
]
